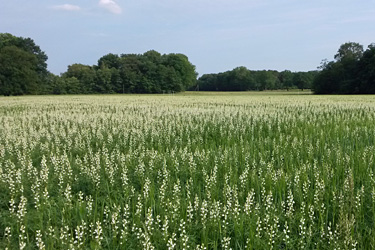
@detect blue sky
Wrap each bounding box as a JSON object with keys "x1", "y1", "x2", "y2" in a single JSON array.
[{"x1": 1, "y1": 0, "x2": 374, "y2": 76}]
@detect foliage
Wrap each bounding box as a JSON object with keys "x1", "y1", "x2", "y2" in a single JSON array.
[
  {"x1": 0, "y1": 33, "x2": 48, "y2": 95},
  {"x1": 60, "y1": 51, "x2": 198, "y2": 94},
  {"x1": 313, "y1": 42, "x2": 375, "y2": 94},
  {"x1": 334, "y1": 42, "x2": 364, "y2": 62},
  {"x1": 1, "y1": 93, "x2": 375, "y2": 249},
  {"x1": 3, "y1": 32, "x2": 374, "y2": 96},
  {"x1": 196, "y1": 67, "x2": 317, "y2": 91},
  {"x1": 0, "y1": 46, "x2": 39, "y2": 95},
  {"x1": 0, "y1": 33, "x2": 198, "y2": 95}
]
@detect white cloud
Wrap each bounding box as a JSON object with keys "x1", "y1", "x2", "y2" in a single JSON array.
[
  {"x1": 98, "y1": 0, "x2": 122, "y2": 14},
  {"x1": 52, "y1": 4, "x2": 81, "y2": 11}
]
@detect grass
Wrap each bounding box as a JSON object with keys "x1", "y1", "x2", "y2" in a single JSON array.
[{"x1": 0, "y1": 92, "x2": 375, "y2": 249}]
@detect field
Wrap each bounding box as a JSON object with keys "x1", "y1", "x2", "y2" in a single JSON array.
[{"x1": 1, "y1": 92, "x2": 375, "y2": 249}]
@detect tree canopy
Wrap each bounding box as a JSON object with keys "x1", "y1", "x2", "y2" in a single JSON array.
[
  {"x1": 0, "y1": 33, "x2": 199, "y2": 95},
  {"x1": 0, "y1": 33, "x2": 48, "y2": 95},
  {"x1": 5, "y1": 33, "x2": 373, "y2": 96},
  {"x1": 196, "y1": 67, "x2": 317, "y2": 91},
  {"x1": 56, "y1": 51, "x2": 198, "y2": 94},
  {"x1": 313, "y1": 42, "x2": 375, "y2": 94}
]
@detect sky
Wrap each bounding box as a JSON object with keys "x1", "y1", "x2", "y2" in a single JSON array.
[{"x1": 1, "y1": 0, "x2": 375, "y2": 76}]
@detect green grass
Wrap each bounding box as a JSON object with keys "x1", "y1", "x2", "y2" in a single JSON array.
[{"x1": 1, "y1": 93, "x2": 375, "y2": 249}]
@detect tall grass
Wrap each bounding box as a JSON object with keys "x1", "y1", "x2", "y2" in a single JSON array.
[{"x1": 1, "y1": 93, "x2": 375, "y2": 249}]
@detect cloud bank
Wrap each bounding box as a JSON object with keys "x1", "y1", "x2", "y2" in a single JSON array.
[
  {"x1": 98, "y1": 0, "x2": 122, "y2": 14},
  {"x1": 52, "y1": 4, "x2": 81, "y2": 11}
]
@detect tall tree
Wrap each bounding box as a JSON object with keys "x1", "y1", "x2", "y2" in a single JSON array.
[
  {"x1": 0, "y1": 33, "x2": 48, "y2": 75},
  {"x1": 293, "y1": 72, "x2": 315, "y2": 91},
  {"x1": 98, "y1": 53, "x2": 120, "y2": 69},
  {"x1": 229, "y1": 66, "x2": 254, "y2": 91},
  {"x1": 279, "y1": 70, "x2": 294, "y2": 90},
  {"x1": 162, "y1": 53, "x2": 197, "y2": 90},
  {"x1": 357, "y1": 44, "x2": 375, "y2": 93},
  {"x1": 0, "y1": 33, "x2": 49, "y2": 95},
  {"x1": 63, "y1": 64, "x2": 96, "y2": 93},
  {"x1": 313, "y1": 42, "x2": 375, "y2": 94},
  {"x1": 0, "y1": 46, "x2": 39, "y2": 95},
  {"x1": 96, "y1": 67, "x2": 113, "y2": 93},
  {"x1": 334, "y1": 42, "x2": 363, "y2": 62}
]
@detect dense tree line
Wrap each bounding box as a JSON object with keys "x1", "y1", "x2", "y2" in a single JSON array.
[
  {"x1": 52, "y1": 51, "x2": 198, "y2": 94},
  {"x1": 0, "y1": 33, "x2": 49, "y2": 95},
  {"x1": 196, "y1": 67, "x2": 317, "y2": 91},
  {"x1": 0, "y1": 33, "x2": 197, "y2": 95},
  {"x1": 0, "y1": 33, "x2": 318, "y2": 96},
  {"x1": 6, "y1": 33, "x2": 374, "y2": 96},
  {"x1": 313, "y1": 42, "x2": 375, "y2": 94}
]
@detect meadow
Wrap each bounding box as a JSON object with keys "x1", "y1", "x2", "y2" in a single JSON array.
[{"x1": 1, "y1": 92, "x2": 375, "y2": 249}]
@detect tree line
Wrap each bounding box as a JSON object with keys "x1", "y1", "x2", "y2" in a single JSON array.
[
  {"x1": 196, "y1": 67, "x2": 317, "y2": 91},
  {"x1": 0, "y1": 33, "x2": 48, "y2": 95},
  {"x1": 0, "y1": 33, "x2": 197, "y2": 95},
  {"x1": 2, "y1": 33, "x2": 375, "y2": 95},
  {"x1": 313, "y1": 42, "x2": 375, "y2": 94},
  {"x1": 51, "y1": 51, "x2": 198, "y2": 94}
]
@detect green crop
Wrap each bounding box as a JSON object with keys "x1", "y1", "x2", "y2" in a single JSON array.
[{"x1": 1, "y1": 93, "x2": 375, "y2": 249}]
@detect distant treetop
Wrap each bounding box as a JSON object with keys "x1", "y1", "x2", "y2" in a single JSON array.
[{"x1": 314, "y1": 41, "x2": 375, "y2": 94}]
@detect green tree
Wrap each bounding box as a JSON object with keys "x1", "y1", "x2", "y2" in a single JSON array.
[
  {"x1": 118, "y1": 54, "x2": 142, "y2": 93},
  {"x1": 229, "y1": 66, "x2": 254, "y2": 91},
  {"x1": 45, "y1": 74, "x2": 67, "y2": 95},
  {"x1": 109, "y1": 68, "x2": 123, "y2": 93},
  {"x1": 64, "y1": 77, "x2": 82, "y2": 94},
  {"x1": 0, "y1": 33, "x2": 49, "y2": 95},
  {"x1": 255, "y1": 70, "x2": 278, "y2": 90},
  {"x1": 60, "y1": 50, "x2": 198, "y2": 94},
  {"x1": 98, "y1": 53, "x2": 120, "y2": 69},
  {"x1": 0, "y1": 46, "x2": 39, "y2": 95},
  {"x1": 159, "y1": 65, "x2": 182, "y2": 92},
  {"x1": 313, "y1": 42, "x2": 367, "y2": 94},
  {"x1": 334, "y1": 42, "x2": 363, "y2": 62},
  {"x1": 162, "y1": 53, "x2": 197, "y2": 90},
  {"x1": 144, "y1": 50, "x2": 162, "y2": 64},
  {"x1": 279, "y1": 70, "x2": 294, "y2": 90},
  {"x1": 63, "y1": 64, "x2": 96, "y2": 93},
  {"x1": 293, "y1": 72, "x2": 313, "y2": 91},
  {"x1": 198, "y1": 68, "x2": 317, "y2": 92},
  {"x1": 357, "y1": 44, "x2": 375, "y2": 93},
  {"x1": 313, "y1": 61, "x2": 341, "y2": 94},
  {"x1": 0, "y1": 33, "x2": 48, "y2": 75},
  {"x1": 96, "y1": 67, "x2": 113, "y2": 93},
  {"x1": 196, "y1": 74, "x2": 218, "y2": 91}
]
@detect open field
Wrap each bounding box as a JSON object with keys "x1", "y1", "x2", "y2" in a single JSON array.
[{"x1": 1, "y1": 93, "x2": 375, "y2": 249}]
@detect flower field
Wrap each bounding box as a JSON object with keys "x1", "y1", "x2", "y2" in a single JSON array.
[{"x1": 1, "y1": 93, "x2": 375, "y2": 249}]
